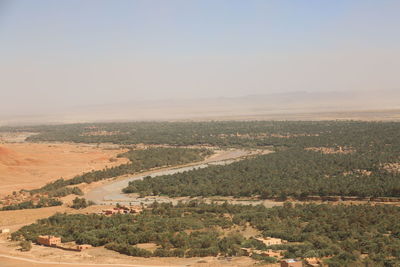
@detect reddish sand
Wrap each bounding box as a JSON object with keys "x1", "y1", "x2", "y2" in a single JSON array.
[{"x1": 0, "y1": 143, "x2": 128, "y2": 196}]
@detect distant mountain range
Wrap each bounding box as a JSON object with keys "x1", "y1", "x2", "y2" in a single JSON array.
[{"x1": 1, "y1": 90, "x2": 400, "y2": 125}]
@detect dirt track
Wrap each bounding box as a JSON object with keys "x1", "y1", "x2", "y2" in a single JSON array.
[
  {"x1": 0, "y1": 252, "x2": 262, "y2": 267},
  {"x1": 0, "y1": 254, "x2": 184, "y2": 267}
]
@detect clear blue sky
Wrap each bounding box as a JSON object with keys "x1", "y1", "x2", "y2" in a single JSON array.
[{"x1": 0, "y1": 0, "x2": 399, "y2": 112}]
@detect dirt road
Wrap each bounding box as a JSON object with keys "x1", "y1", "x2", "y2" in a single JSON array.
[{"x1": 0, "y1": 254, "x2": 185, "y2": 267}]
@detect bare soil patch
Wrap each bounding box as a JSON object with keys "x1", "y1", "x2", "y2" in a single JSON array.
[
  {"x1": 80, "y1": 130, "x2": 122, "y2": 137},
  {"x1": 0, "y1": 205, "x2": 111, "y2": 232},
  {"x1": 383, "y1": 162, "x2": 400, "y2": 173},
  {"x1": 305, "y1": 146, "x2": 354, "y2": 154},
  {"x1": 343, "y1": 169, "x2": 372, "y2": 176},
  {"x1": 0, "y1": 143, "x2": 128, "y2": 197},
  {"x1": 0, "y1": 132, "x2": 38, "y2": 143},
  {"x1": 0, "y1": 240, "x2": 260, "y2": 267}
]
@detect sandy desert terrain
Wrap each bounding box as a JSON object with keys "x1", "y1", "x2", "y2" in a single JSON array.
[
  {"x1": 0, "y1": 148, "x2": 275, "y2": 267},
  {"x1": 0, "y1": 241, "x2": 262, "y2": 267},
  {"x1": 0, "y1": 142, "x2": 128, "y2": 196}
]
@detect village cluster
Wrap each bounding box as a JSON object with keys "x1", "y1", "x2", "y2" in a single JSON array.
[
  {"x1": 33, "y1": 205, "x2": 144, "y2": 251},
  {"x1": 37, "y1": 235, "x2": 92, "y2": 252},
  {"x1": 0, "y1": 210, "x2": 322, "y2": 267},
  {"x1": 242, "y1": 237, "x2": 322, "y2": 267},
  {"x1": 99, "y1": 205, "x2": 143, "y2": 216}
]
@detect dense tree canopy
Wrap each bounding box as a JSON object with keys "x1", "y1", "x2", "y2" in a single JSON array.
[
  {"x1": 3, "y1": 120, "x2": 398, "y2": 148},
  {"x1": 123, "y1": 147, "x2": 400, "y2": 198},
  {"x1": 3, "y1": 121, "x2": 400, "y2": 265},
  {"x1": 30, "y1": 147, "x2": 211, "y2": 196},
  {"x1": 114, "y1": 121, "x2": 400, "y2": 199},
  {"x1": 12, "y1": 202, "x2": 400, "y2": 266},
  {"x1": 3, "y1": 120, "x2": 400, "y2": 201},
  {"x1": 0, "y1": 197, "x2": 62, "y2": 211}
]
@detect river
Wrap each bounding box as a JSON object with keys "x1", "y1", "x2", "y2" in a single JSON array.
[{"x1": 84, "y1": 149, "x2": 280, "y2": 207}]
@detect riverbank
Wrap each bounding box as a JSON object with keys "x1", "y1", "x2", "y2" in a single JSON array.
[{"x1": 84, "y1": 149, "x2": 273, "y2": 206}]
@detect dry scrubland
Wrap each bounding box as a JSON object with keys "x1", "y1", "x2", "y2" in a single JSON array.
[{"x1": 0, "y1": 143, "x2": 128, "y2": 196}]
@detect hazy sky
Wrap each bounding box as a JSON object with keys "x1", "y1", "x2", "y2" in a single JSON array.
[{"x1": 1, "y1": 0, "x2": 399, "y2": 113}]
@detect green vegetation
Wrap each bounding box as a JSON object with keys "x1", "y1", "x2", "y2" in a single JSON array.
[
  {"x1": 19, "y1": 240, "x2": 32, "y2": 252},
  {"x1": 120, "y1": 121, "x2": 400, "y2": 199},
  {"x1": 12, "y1": 202, "x2": 400, "y2": 266},
  {"x1": 12, "y1": 202, "x2": 243, "y2": 257},
  {"x1": 0, "y1": 147, "x2": 211, "y2": 211},
  {"x1": 30, "y1": 147, "x2": 211, "y2": 197},
  {"x1": 3, "y1": 121, "x2": 400, "y2": 265},
  {"x1": 4, "y1": 121, "x2": 400, "y2": 199},
  {"x1": 250, "y1": 254, "x2": 278, "y2": 264},
  {"x1": 124, "y1": 147, "x2": 400, "y2": 198},
  {"x1": 70, "y1": 197, "x2": 95, "y2": 209},
  {"x1": 118, "y1": 147, "x2": 212, "y2": 169},
  {"x1": 46, "y1": 187, "x2": 83, "y2": 198},
  {"x1": 2, "y1": 120, "x2": 392, "y2": 147},
  {"x1": 0, "y1": 197, "x2": 62, "y2": 211}
]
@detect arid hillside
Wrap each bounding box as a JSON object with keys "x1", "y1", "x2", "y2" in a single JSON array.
[{"x1": 0, "y1": 143, "x2": 128, "y2": 196}]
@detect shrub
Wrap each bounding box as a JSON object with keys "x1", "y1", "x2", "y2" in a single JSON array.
[{"x1": 20, "y1": 240, "x2": 32, "y2": 251}]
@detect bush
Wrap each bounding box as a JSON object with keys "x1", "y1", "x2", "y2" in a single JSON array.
[
  {"x1": 20, "y1": 240, "x2": 32, "y2": 251},
  {"x1": 1, "y1": 198, "x2": 62, "y2": 211},
  {"x1": 71, "y1": 197, "x2": 94, "y2": 209},
  {"x1": 105, "y1": 243, "x2": 152, "y2": 257},
  {"x1": 250, "y1": 254, "x2": 277, "y2": 263}
]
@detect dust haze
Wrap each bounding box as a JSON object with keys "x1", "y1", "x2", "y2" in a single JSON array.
[
  {"x1": 1, "y1": 90, "x2": 399, "y2": 125},
  {"x1": 1, "y1": 1, "x2": 400, "y2": 125}
]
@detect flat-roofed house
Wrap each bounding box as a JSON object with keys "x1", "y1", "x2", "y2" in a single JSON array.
[
  {"x1": 281, "y1": 259, "x2": 303, "y2": 267},
  {"x1": 37, "y1": 235, "x2": 61, "y2": 247},
  {"x1": 255, "y1": 236, "x2": 287, "y2": 246},
  {"x1": 264, "y1": 249, "x2": 283, "y2": 258}
]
